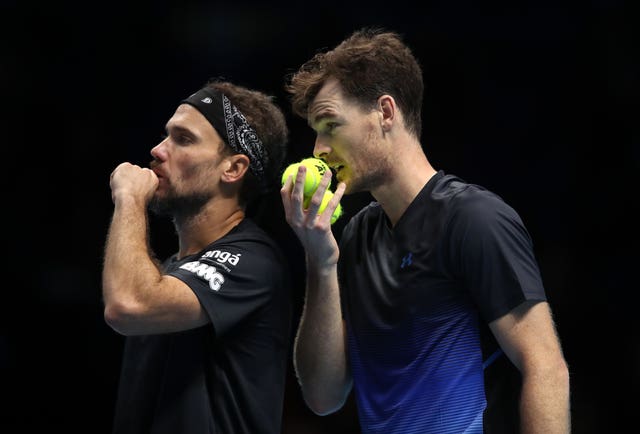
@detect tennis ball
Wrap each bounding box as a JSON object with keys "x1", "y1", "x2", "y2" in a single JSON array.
[
  {"x1": 299, "y1": 158, "x2": 330, "y2": 196},
  {"x1": 300, "y1": 158, "x2": 329, "y2": 178},
  {"x1": 281, "y1": 162, "x2": 301, "y2": 187},
  {"x1": 281, "y1": 158, "x2": 330, "y2": 197},
  {"x1": 318, "y1": 190, "x2": 343, "y2": 225}
]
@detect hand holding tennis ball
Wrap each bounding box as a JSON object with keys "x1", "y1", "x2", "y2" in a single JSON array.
[
  {"x1": 281, "y1": 158, "x2": 330, "y2": 197},
  {"x1": 318, "y1": 190, "x2": 343, "y2": 224},
  {"x1": 281, "y1": 157, "x2": 343, "y2": 224}
]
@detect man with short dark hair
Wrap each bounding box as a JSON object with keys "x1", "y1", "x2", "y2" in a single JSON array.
[{"x1": 281, "y1": 28, "x2": 570, "y2": 434}]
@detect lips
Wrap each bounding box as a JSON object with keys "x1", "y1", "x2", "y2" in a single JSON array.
[
  {"x1": 333, "y1": 165, "x2": 345, "y2": 177},
  {"x1": 151, "y1": 169, "x2": 169, "y2": 189},
  {"x1": 151, "y1": 167, "x2": 165, "y2": 179},
  {"x1": 328, "y1": 162, "x2": 344, "y2": 173}
]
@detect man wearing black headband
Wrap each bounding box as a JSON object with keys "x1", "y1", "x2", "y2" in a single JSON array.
[{"x1": 102, "y1": 79, "x2": 292, "y2": 434}]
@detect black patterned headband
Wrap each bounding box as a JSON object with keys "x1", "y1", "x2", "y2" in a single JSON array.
[{"x1": 181, "y1": 88, "x2": 267, "y2": 180}]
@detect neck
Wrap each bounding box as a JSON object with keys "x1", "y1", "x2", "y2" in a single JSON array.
[
  {"x1": 371, "y1": 141, "x2": 437, "y2": 227},
  {"x1": 173, "y1": 197, "x2": 245, "y2": 259}
]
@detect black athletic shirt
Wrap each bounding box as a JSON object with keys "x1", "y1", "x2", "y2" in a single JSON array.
[
  {"x1": 338, "y1": 171, "x2": 547, "y2": 434},
  {"x1": 112, "y1": 219, "x2": 292, "y2": 434}
]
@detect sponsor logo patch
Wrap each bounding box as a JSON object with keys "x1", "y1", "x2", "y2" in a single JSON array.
[
  {"x1": 179, "y1": 261, "x2": 225, "y2": 291},
  {"x1": 178, "y1": 249, "x2": 241, "y2": 291}
]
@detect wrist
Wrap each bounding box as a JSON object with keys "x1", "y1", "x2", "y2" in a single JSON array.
[
  {"x1": 113, "y1": 193, "x2": 147, "y2": 212},
  {"x1": 305, "y1": 256, "x2": 338, "y2": 278}
]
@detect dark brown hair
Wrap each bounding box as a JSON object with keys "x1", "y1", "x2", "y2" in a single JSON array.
[{"x1": 285, "y1": 27, "x2": 424, "y2": 139}]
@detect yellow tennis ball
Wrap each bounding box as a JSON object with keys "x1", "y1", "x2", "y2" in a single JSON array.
[
  {"x1": 300, "y1": 158, "x2": 329, "y2": 177},
  {"x1": 281, "y1": 162, "x2": 301, "y2": 187},
  {"x1": 318, "y1": 190, "x2": 343, "y2": 225},
  {"x1": 299, "y1": 158, "x2": 329, "y2": 196},
  {"x1": 281, "y1": 158, "x2": 330, "y2": 197}
]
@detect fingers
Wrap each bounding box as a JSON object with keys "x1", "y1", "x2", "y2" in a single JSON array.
[
  {"x1": 306, "y1": 172, "x2": 341, "y2": 226},
  {"x1": 301, "y1": 170, "x2": 334, "y2": 226},
  {"x1": 280, "y1": 163, "x2": 341, "y2": 264},
  {"x1": 333, "y1": 181, "x2": 346, "y2": 205},
  {"x1": 280, "y1": 165, "x2": 307, "y2": 224},
  {"x1": 109, "y1": 162, "x2": 158, "y2": 203},
  {"x1": 281, "y1": 164, "x2": 337, "y2": 227}
]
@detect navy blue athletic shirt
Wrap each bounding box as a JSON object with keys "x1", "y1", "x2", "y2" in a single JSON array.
[{"x1": 338, "y1": 171, "x2": 547, "y2": 434}]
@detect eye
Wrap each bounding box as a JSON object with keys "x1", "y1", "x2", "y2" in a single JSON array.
[
  {"x1": 175, "y1": 135, "x2": 193, "y2": 145},
  {"x1": 325, "y1": 122, "x2": 338, "y2": 133}
]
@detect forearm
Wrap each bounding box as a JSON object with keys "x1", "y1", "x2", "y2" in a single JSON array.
[
  {"x1": 294, "y1": 261, "x2": 351, "y2": 415},
  {"x1": 520, "y1": 362, "x2": 571, "y2": 433},
  {"x1": 102, "y1": 195, "x2": 162, "y2": 325}
]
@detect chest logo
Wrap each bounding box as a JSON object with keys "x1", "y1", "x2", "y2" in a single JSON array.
[{"x1": 400, "y1": 252, "x2": 413, "y2": 269}]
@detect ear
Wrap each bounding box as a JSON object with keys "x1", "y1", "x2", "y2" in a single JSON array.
[
  {"x1": 221, "y1": 154, "x2": 250, "y2": 183},
  {"x1": 377, "y1": 94, "x2": 396, "y2": 132}
]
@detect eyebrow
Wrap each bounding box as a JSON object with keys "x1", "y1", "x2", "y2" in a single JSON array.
[
  {"x1": 308, "y1": 112, "x2": 337, "y2": 129},
  {"x1": 165, "y1": 124, "x2": 195, "y2": 136}
]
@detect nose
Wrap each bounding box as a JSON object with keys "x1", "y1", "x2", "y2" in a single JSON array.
[
  {"x1": 150, "y1": 137, "x2": 169, "y2": 161},
  {"x1": 313, "y1": 135, "x2": 331, "y2": 160}
]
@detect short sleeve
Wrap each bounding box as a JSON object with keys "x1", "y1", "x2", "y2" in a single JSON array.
[
  {"x1": 166, "y1": 241, "x2": 281, "y2": 337},
  {"x1": 448, "y1": 190, "x2": 547, "y2": 322}
]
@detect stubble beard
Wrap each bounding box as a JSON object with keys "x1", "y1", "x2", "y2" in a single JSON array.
[
  {"x1": 347, "y1": 132, "x2": 392, "y2": 194},
  {"x1": 149, "y1": 160, "x2": 218, "y2": 220},
  {"x1": 149, "y1": 188, "x2": 212, "y2": 221},
  {"x1": 348, "y1": 163, "x2": 390, "y2": 194}
]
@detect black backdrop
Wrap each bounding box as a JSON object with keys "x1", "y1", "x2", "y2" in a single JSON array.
[{"x1": 2, "y1": 0, "x2": 638, "y2": 432}]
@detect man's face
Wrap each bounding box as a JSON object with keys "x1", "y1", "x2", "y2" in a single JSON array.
[
  {"x1": 308, "y1": 78, "x2": 393, "y2": 195},
  {"x1": 148, "y1": 104, "x2": 228, "y2": 217}
]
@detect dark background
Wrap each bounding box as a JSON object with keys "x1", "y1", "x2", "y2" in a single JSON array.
[{"x1": 2, "y1": 0, "x2": 638, "y2": 432}]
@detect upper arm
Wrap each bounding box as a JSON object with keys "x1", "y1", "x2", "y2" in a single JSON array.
[
  {"x1": 488, "y1": 301, "x2": 566, "y2": 374},
  {"x1": 104, "y1": 274, "x2": 209, "y2": 336}
]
